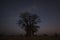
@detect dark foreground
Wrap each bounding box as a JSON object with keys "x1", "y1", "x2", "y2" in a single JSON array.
[{"x1": 0, "y1": 36, "x2": 60, "y2": 40}]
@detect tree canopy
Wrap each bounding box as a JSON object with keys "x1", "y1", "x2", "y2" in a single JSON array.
[{"x1": 18, "y1": 12, "x2": 41, "y2": 37}]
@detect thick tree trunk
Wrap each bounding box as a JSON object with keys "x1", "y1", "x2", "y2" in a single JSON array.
[
  {"x1": 25, "y1": 26, "x2": 34, "y2": 37},
  {"x1": 26, "y1": 31, "x2": 34, "y2": 37}
]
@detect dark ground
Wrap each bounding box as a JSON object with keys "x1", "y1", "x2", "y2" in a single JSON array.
[{"x1": 0, "y1": 35, "x2": 60, "y2": 40}]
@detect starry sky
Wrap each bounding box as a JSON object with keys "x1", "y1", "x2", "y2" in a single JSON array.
[{"x1": 0, "y1": 0, "x2": 60, "y2": 35}]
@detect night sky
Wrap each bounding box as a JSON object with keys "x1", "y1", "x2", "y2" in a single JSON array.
[{"x1": 0, "y1": 0, "x2": 60, "y2": 35}]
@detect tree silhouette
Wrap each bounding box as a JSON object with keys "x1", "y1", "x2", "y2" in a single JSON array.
[{"x1": 18, "y1": 12, "x2": 41, "y2": 37}]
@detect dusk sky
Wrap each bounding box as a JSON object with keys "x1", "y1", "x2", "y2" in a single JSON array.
[{"x1": 0, "y1": 0, "x2": 60, "y2": 35}]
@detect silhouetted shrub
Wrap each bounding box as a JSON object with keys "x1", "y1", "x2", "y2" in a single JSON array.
[
  {"x1": 43, "y1": 34, "x2": 48, "y2": 36},
  {"x1": 0, "y1": 33, "x2": 5, "y2": 37},
  {"x1": 19, "y1": 34, "x2": 23, "y2": 37},
  {"x1": 54, "y1": 33, "x2": 58, "y2": 37}
]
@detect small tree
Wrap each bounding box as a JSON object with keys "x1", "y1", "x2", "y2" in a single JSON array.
[{"x1": 18, "y1": 12, "x2": 41, "y2": 37}]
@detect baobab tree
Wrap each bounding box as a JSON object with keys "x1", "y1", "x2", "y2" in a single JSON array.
[{"x1": 18, "y1": 12, "x2": 41, "y2": 37}]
